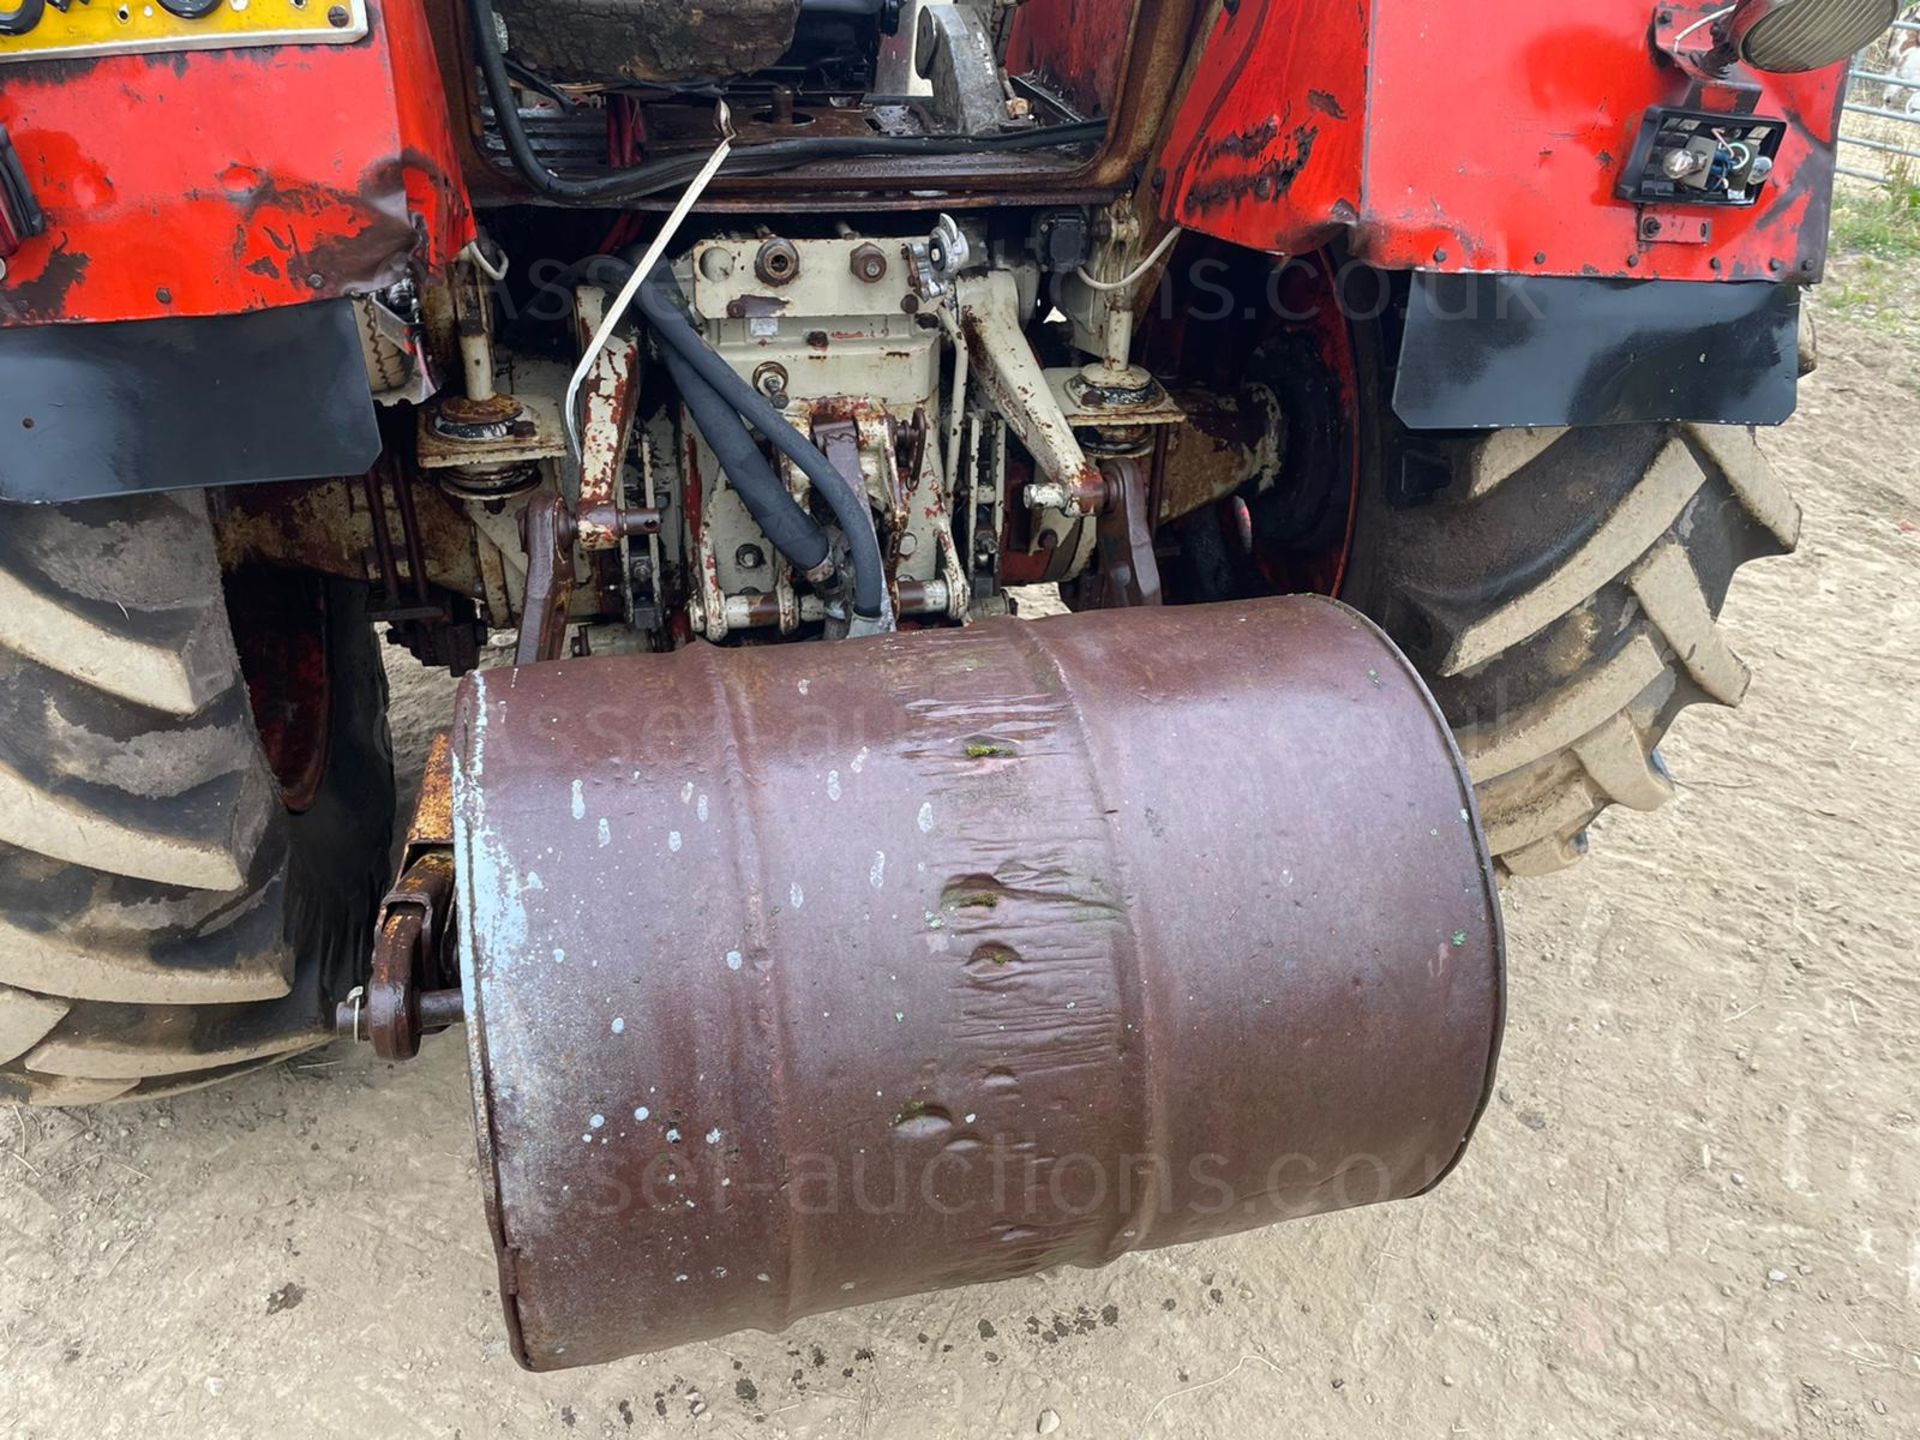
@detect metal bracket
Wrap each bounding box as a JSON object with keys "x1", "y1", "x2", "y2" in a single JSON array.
[
  {"x1": 1637, "y1": 206, "x2": 1716, "y2": 245},
  {"x1": 334, "y1": 731, "x2": 463, "y2": 1061},
  {"x1": 916, "y1": 3, "x2": 1032, "y2": 135},
  {"x1": 516, "y1": 492, "x2": 579, "y2": 667},
  {"x1": 1083, "y1": 456, "x2": 1163, "y2": 610},
  {"x1": 1048, "y1": 368, "x2": 1186, "y2": 427},
  {"x1": 359, "y1": 852, "x2": 463, "y2": 1062},
  {"x1": 956, "y1": 270, "x2": 1107, "y2": 516},
  {"x1": 570, "y1": 287, "x2": 647, "y2": 552},
  {"x1": 516, "y1": 490, "x2": 663, "y2": 665},
  {"x1": 1650, "y1": 2, "x2": 1763, "y2": 100}
]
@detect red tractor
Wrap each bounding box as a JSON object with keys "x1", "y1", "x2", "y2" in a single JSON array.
[{"x1": 0, "y1": 0, "x2": 1871, "y2": 1368}]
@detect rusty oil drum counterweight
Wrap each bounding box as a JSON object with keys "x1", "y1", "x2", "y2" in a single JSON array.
[{"x1": 453, "y1": 597, "x2": 1505, "y2": 1370}]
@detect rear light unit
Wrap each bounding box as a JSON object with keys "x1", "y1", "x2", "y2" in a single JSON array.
[
  {"x1": 1723, "y1": 0, "x2": 1899, "y2": 74},
  {"x1": 1631, "y1": 0, "x2": 1875, "y2": 211},
  {"x1": 1620, "y1": 108, "x2": 1788, "y2": 206}
]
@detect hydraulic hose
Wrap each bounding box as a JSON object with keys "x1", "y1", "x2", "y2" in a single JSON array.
[
  {"x1": 466, "y1": 0, "x2": 1106, "y2": 206},
  {"x1": 662, "y1": 345, "x2": 834, "y2": 578},
  {"x1": 637, "y1": 264, "x2": 886, "y2": 620},
  {"x1": 567, "y1": 255, "x2": 835, "y2": 582}
]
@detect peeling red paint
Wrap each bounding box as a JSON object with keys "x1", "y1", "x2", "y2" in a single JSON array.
[
  {"x1": 0, "y1": 0, "x2": 473, "y2": 327},
  {"x1": 1159, "y1": 0, "x2": 1844, "y2": 284}
]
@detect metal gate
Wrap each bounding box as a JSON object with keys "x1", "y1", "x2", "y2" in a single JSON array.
[{"x1": 1843, "y1": 18, "x2": 1920, "y2": 187}]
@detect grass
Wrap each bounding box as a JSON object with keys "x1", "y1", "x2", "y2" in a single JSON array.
[
  {"x1": 1822, "y1": 160, "x2": 1920, "y2": 339},
  {"x1": 1829, "y1": 169, "x2": 1920, "y2": 262},
  {"x1": 1820, "y1": 252, "x2": 1919, "y2": 339},
  {"x1": 1825, "y1": 252, "x2": 1907, "y2": 311}
]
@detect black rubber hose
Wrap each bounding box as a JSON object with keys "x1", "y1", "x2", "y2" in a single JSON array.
[
  {"x1": 662, "y1": 345, "x2": 833, "y2": 577},
  {"x1": 565, "y1": 256, "x2": 834, "y2": 580},
  {"x1": 637, "y1": 264, "x2": 886, "y2": 619},
  {"x1": 465, "y1": 0, "x2": 1106, "y2": 205}
]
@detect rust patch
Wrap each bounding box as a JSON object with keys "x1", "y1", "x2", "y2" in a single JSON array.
[
  {"x1": 409, "y1": 731, "x2": 456, "y2": 851},
  {"x1": 0, "y1": 245, "x2": 90, "y2": 326},
  {"x1": 1205, "y1": 116, "x2": 1281, "y2": 161},
  {"x1": 180, "y1": 152, "x2": 421, "y2": 296},
  {"x1": 1185, "y1": 124, "x2": 1320, "y2": 212},
  {"x1": 726, "y1": 295, "x2": 792, "y2": 320},
  {"x1": 1307, "y1": 89, "x2": 1348, "y2": 120}
]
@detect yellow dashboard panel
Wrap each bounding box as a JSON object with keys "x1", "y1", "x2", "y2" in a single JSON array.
[{"x1": 0, "y1": 0, "x2": 367, "y2": 64}]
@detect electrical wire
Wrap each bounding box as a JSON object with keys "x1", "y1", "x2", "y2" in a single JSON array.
[
  {"x1": 1074, "y1": 226, "x2": 1184, "y2": 293},
  {"x1": 1674, "y1": 4, "x2": 1739, "y2": 45},
  {"x1": 562, "y1": 108, "x2": 735, "y2": 459},
  {"x1": 461, "y1": 239, "x2": 510, "y2": 283}
]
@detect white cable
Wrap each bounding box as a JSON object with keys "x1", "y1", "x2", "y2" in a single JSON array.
[
  {"x1": 564, "y1": 103, "x2": 737, "y2": 461},
  {"x1": 1674, "y1": 4, "x2": 1738, "y2": 45},
  {"x1": 461, "y1": 238, "x2": 510, "y2": 283},
  {"x1": 1074, "y1": 225, "x2": 1183, "y2": 293}
]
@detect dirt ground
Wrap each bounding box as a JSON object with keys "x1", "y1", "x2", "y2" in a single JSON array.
[{"x1": 3, "y1": 259, "x2": 1918, "y2": 1440}]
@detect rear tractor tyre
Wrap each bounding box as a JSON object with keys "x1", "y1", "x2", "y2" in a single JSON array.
[
  {"x1": 1345, "y1": 422, "x2": 1801, "y2": 877},
  {"x1": 0, "y1": 492, "x2": 394, "y2": 1105}
]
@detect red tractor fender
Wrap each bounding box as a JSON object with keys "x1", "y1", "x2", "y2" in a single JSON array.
[
  {"x1": 1158, "y1": 0, "x2": 1847, "y2": 282},
  {"x1": 0, "y1": 0, "x2": 474, "y2": 328}
]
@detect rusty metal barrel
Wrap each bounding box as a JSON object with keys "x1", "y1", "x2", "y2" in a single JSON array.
[{"x1": 452, "y1": 596, "x2": 1504, "y2": 1370}]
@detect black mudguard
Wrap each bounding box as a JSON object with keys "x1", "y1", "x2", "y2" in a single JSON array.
[
  {"x1": 1393, "y1": 273, "x2": 1800, "y2": 431},
  {"x1": 0, "y1": 300, "x2": 380, "y2": 504}
]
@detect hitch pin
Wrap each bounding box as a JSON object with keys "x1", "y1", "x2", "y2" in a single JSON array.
[{"x1": 564, "y1": 100, "x2": 737, "y2": 461}]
